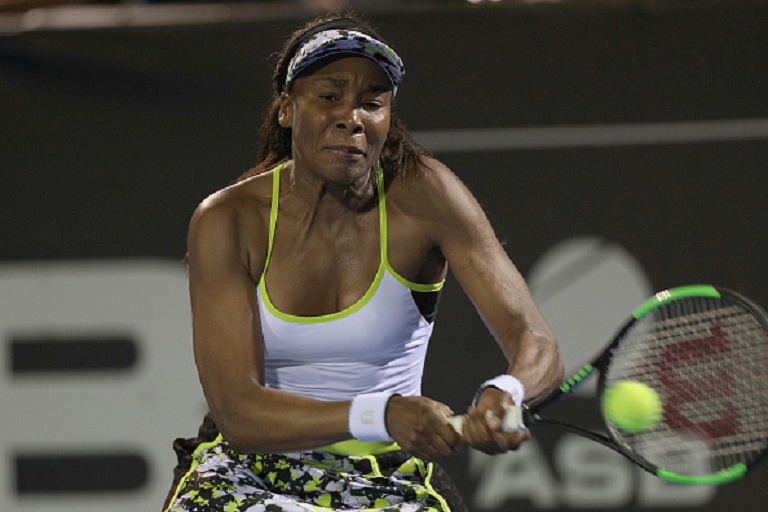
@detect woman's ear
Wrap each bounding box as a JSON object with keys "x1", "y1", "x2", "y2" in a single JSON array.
[{"x1": 278, "y1": 93, "x2": 292, "y2": 128}]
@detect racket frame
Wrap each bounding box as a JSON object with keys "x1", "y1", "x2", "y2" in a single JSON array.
[{"x1": 523, "y1": 284, "x2": 767, "y2": 485}]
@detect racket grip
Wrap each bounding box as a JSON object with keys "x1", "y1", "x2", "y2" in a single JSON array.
[{"x1": 449, "y1": 406, "x2": 526, "y2": 435}]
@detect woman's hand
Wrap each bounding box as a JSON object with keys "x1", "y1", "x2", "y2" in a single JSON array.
[
  {"x1": 385, "y1": 396, "x2": 466, "y2": 460},
  {"x1": 459, "y1": 387, "x2": 530, "y2": 455}
]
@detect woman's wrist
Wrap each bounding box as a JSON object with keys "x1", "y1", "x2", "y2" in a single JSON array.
[
  {"x1": 472, "y1": 374, "x2": 525, "y2": 407},
  {"x1": 348, "y1": 392, "x2": 398, "y2": 442}
]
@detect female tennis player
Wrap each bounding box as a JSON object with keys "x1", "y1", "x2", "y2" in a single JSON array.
[{"x1": 164, "y1": 11, "x2": 563, "y2": 512}]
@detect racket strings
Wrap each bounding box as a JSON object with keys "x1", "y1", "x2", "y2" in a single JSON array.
[{"x1": 604, "y1": 296, "x2": 768, "y2": 476}]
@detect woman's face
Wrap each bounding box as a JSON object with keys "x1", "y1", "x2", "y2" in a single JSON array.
[{"x1": 280, "y1": 56, "x2": 392, "y2": 184}]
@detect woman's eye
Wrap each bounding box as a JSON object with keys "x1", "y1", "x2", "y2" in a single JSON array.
[{"x1": 320, "y1": 94, "x2": 338, "y2": 101}]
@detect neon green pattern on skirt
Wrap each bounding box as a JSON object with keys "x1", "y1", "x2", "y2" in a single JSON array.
[{"x1": 164, "y1": 435, "x2": 453, "y2": 511}]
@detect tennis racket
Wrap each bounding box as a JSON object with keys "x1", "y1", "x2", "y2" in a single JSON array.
[{"x1": 452, "y1": 285, "x2": 768, "y2": 485}]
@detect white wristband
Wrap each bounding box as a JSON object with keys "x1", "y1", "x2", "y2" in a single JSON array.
[
  {"x1": 472, "y1": 374, "x2": 525, "y2": 407},
  {"x1": 348, "y1": 392, "x2": 396, "y2": 442}
]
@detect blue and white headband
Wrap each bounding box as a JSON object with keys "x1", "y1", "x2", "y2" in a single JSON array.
[{"x1": 285, "y1": 29, "x2": 405, "y2": 97}]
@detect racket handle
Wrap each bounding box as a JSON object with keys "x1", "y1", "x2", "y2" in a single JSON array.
[{"x1": 449, "y1": 406, "x2": 526, "y2": 435}]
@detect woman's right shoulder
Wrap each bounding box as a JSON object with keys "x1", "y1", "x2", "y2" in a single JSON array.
[
  {"x1": 189, "y1": 170, "x2": 274, "y2": 246},
  {"x1": 194, "y1": 171, "x2": 272, "y2": 218}
]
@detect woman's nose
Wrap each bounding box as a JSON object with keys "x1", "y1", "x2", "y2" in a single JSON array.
[{"x1": 336, "y1": 106, "x2": 364, "y2": 133}]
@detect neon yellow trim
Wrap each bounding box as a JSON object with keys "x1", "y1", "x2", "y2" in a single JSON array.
[
  {"x1": 424, "y1": 460, "x2": 452, "y2": 511},
  {"x1": 316, "y1": 439, "x2": 400, "y2": 456},
  {"x1": 258, "y1": 161, "x2": 443, "y2": 323},
  {"x1": 375, "y1": 162, "x2": 445, "y2": 293},
  {"x1": 163, "y1": 434, "x2": 225, "y2": 512},
  {"x1": 260, "y1": 263, "x2": 386, "y2": 324},
  {"x1": 263, "y1": 162, "x2": 283, "y2": 272},
  {"x1": 258, "y1": 160, "x2": 387, "y2": 324},
  {"x1": 364, "y1": 454, "x2": 384, "y2": 478},
  {"x1": 388, "y1": 266, "x2": 444, "y2": 292}
]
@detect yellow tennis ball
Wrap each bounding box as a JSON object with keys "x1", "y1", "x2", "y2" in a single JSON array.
[{"x1": 602, "y1": 380, "x2": 662, "y2": 433}]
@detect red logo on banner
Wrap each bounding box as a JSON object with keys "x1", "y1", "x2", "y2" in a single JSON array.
[{"x1": 659, "y1": 322, "x2": 739, "y2": 438}]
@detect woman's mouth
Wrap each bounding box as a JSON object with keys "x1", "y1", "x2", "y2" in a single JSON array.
[{"x1": 326, "y1": 146, "x2": 366, "y2": 159}]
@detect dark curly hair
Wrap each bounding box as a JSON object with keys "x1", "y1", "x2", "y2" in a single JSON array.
[{"x1": 236, "y1": 10, "x2": 429, "y2": 183}]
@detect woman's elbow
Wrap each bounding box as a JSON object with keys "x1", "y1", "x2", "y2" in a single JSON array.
[
  {"x1": 207, "y1": 397, "x2": 272, "y2": 453},
  {"x1": 547, "y1": 339, "x2": 565, "y2": 388},
  {"x1": 212, "y1": 411, "x2": 269, "y2": 453},
  {"x1": 538, "y1": 332, "x2": 564, "y2": 391}
]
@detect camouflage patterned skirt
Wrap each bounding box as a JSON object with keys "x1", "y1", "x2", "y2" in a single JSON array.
[{"x1": 163, "y1": 433, "x2": 466, "y2": 512}]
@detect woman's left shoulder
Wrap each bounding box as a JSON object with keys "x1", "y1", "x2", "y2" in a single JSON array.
[
  {"x1": 386, "y1": 156, "x2": 489, "y2": 243},
  {"x1": 391, "y1": 156, "x2": 465, "y2": 199}
]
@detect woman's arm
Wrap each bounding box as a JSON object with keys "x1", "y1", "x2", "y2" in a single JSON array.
[
  {"x1": 187, "y1": 195, "x2": 351, "y2": 453},
  {"x1": 414, "y1": 158, "x2": 564, "y2": 450}
]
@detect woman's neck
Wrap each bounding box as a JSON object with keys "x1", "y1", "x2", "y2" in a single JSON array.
[{"x1": 287, "y1": 161, "x2": 378, "y2": 220}]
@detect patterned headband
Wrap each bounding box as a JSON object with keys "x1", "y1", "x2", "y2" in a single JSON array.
[{"x1": 285, "y1": 29, "x2": 405, "y2": 96}]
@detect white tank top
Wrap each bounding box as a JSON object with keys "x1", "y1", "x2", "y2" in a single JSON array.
[{"x1": 256, "y1": 162, "x2": 444, "y2": 401}]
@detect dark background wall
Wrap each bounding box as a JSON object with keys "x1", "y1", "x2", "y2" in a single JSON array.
[{"x1": 2, "y1": 1, "x2": 767, "y2": 510}]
